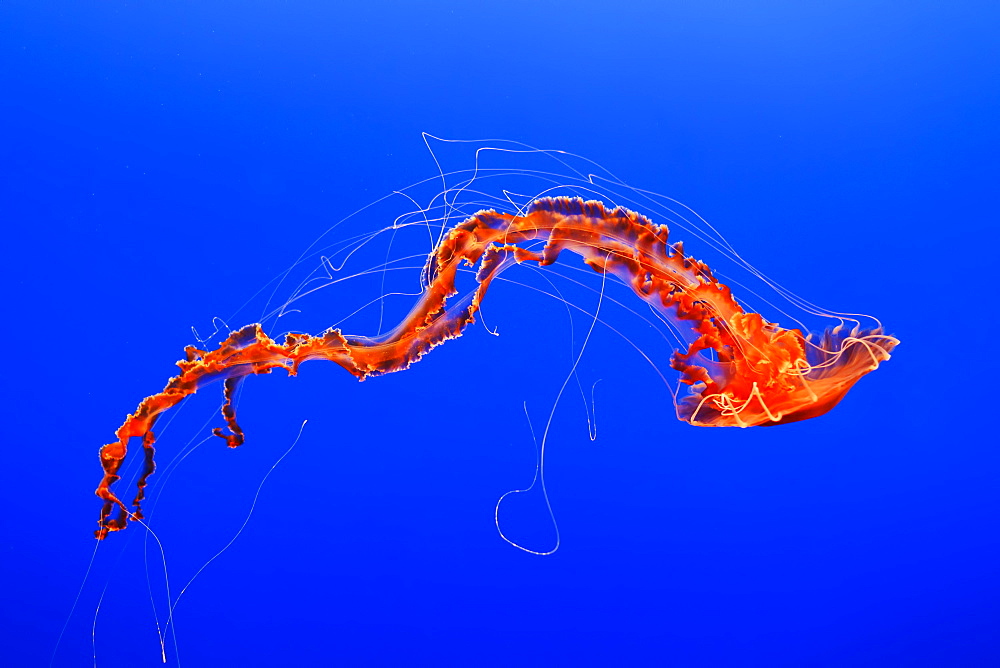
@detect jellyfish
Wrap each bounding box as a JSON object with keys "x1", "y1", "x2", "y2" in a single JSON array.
[{"x1": 93, "y1": 139, "x2": 897, "y2": 539}]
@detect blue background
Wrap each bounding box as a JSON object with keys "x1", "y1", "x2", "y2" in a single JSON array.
[{"x1": 3, "y1": 2, "x2": 998, "y2": 666}]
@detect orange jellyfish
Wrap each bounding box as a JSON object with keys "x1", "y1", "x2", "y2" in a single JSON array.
[{"x1": 94, "y1": 194, "x2": 897, "y2": 539}]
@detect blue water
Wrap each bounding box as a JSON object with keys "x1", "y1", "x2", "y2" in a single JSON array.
[{"x1": 3, "y1": 2, "x2": 998, "y2": 666}]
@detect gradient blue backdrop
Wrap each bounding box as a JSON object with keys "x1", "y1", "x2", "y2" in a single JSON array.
[{"x1": 3, "y1": 2, "x2": 998, "y2": 666}]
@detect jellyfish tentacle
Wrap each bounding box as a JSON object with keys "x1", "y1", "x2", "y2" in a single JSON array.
[{"x1": 95, "y1": 197, "x2": 897, "y2": 538}]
